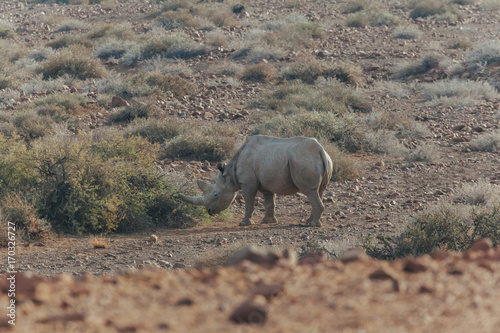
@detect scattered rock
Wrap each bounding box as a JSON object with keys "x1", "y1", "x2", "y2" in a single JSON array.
[
  {"x1": 229, "y1": 246, "x2": 280, "y2": 267},
  {"x1": 298, "y1": 250, "x2": 326, "y2": 265},
  {"x1": 229, "y1": 301, "x2": 267, "y2": 325},
  {"x1": 254, "y1": 283, "x2": 284, "y2": 301},
  {"x1": 339, "y1": 248, "x2": 368, "y2": 263},
  {"x1": 402, "y1": 258, "x2": 428, "y2": 273}
]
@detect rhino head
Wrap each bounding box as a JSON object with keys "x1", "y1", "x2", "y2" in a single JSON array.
[{"x1": 179, "y1": 162, "x2": 238, "y2": 215}]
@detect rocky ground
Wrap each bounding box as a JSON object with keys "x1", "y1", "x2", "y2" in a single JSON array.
[
  {"x1": 2, "y1": 240, "x2": 500, "y2": 332},
  {"x1": 1, "y1": 0, "x2": 500, "y2": 331}
]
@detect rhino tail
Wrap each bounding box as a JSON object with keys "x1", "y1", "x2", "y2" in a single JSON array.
[{"x1": 320, "y1": 148, "x2": 333, "y2": 190}]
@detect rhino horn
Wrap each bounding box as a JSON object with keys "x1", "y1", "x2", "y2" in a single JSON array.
[
  {"x1": 178, "y1": 193, "x2": 206, "y2": 206},
  {"x1": 196, "y1": 180, "x2": 212, "y2": 195}
]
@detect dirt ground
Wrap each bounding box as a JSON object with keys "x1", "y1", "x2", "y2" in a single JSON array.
[
  {"x1": 1, "y1": 240, "x2": 500, "y2": 332},
  {"x1": 1, "y1": 0, "x2": 500, "y2": 331}
]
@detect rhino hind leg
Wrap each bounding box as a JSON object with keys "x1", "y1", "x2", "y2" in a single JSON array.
[
  {"x1": 305, "y1": 190, "x2": 324, "y2": 227},
  {"x1": 261, "y1": 190, "x2": 277, "y2": 224}
]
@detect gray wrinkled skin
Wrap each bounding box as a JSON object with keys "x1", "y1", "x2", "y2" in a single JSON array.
[{"x1": 179, "y1": 135, "x2": 333, "y2": 227}]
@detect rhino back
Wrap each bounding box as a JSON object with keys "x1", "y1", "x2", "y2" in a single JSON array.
[{"x1": 234, "y1": 136, "x2": 327, "y2": 195}]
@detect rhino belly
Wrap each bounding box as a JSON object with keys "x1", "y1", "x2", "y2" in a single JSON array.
[{"x1": 258, "y1": 176, "x2": 299, "y2": 195}]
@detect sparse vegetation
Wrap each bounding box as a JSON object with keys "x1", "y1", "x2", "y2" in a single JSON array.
[
  {"x1": 468, "y1": 131, "x2": 500, "y2": 153},
  {"x1": 364, "y1": 182, "x2": 500, "y2": 259},
  {"x1": 163, "y1": 123, "x2": 239, "y2": 161},
  {"x1": 409, "y1": 0, "x2": 462, "y2": 22},
  {"x1": 465, "y1": 40, "x2": 500, "y2": 70},
  {"x1": 37, "y1": 45, "x2": 107, "y2": 80}
]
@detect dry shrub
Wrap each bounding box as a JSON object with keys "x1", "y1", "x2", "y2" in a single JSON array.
[
  {"x1": 321, "y1": 141, "x2": 358, "y2": 181},
  {"x1": 0, "y1": 194, "x2": 52, "y2": 245},
  {"x1": 409, "y1": 0, "x2": 462, "y2": 21},
  {"x1": 240, "y1": 62, "x2": 278, "y2": 83},
  {"x1": 87, "y1": 23, "x2": 136, "y2": 40},
  {"x1": 126, "y1": 118, "x2": 191, "y2": 144},
  {"x1": 363, "y1": 182, "x2": 500, "y2": 260},
  {"x1": 281, "y1": 57, "x2": 364, "y2": 86},
  {"x1": 37, "y1": 45, "x2": 107, "y2": 80},
  {"x1": 154, "y1": 8, "x2": 201, "y2": 30},
  {"x1": 91, "y1": 235, "x2": 108, "y2": 249},
  {"x1": 109, "y1": 103, "x2": 161, "y2": 124},
  {"x1": 131, "y1": 72, "x2": 198, "y2": 98},
  {"x1": 163, "y1": 123, "x2": 238, "y2": 162},
  {"x1": 468, "y1": 131, "x2": 500, "y2": 153}
]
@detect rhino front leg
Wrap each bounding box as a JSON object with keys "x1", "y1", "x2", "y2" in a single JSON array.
[
  {"x1": 261, "y1": 190, "x2": 277, "y2": 224},
  {"x1": 305, "y1": 190, "x2": 324, "y2": 227},
  {"x1": 240, "y1": 187, "x2": 257, "y2": 226}
]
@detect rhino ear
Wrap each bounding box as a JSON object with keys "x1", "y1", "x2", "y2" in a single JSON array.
[
  {"x1": 196, "y1": 180, "x2": 212, "y2": 195},
  {"x1": 217, "y1": 162, "x2": 227, "y2": 174}
]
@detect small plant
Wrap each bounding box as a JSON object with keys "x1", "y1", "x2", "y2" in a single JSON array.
[
  {"x1": 251, "y1": 111, "x2": 365, "y2": 154},
  {"x1": 91, "y1": 235, "x2": 108, "y2": 249},
  {"x1": 126, "y1": 118, "x2": 191, "y2": 144},
  {"x1": 163, "y1": 123, "x2": 238, "y2": 161},
  {"x1": 95, "y1": 39, "x2": 142, "y2": 66},
  {"x1": 240, "y1": 62, "x2": 278, "y2": 83},
  {"x1": 56, "y1": 19, "x2": 87, "y2": 32},
  {"x1": 281, "y1": 57, "x2": 364, "y2": 86},
  {"x1": 404, "y1": 144, "x2": 441, "y2": 163},
  {"x1": 0, "y1": 194, "x2": 52, "y2": 245},
  {"x1": 392, "y1": 26, "x2": 423, "y2": 40},
  {"x1": 46, "y1": 35, "x2": 94, "y2": 50},
  {"x1": 131, "y1": 72, "x2": 198, "y2": 97},
  {"x1": 37, "y1": 45, "x2": 107, "y2": 80},
  {"x1": 340, "y1": 0, "x2": 369, "y2": 14},
  {"x1": 468, "y1": 131, "x2": 500, "y2": 153},
  {"x1": 87, "y1": 23, "x2": 136, "y2": 41},
  {"x1": 448, "y1": 38, "x2": 472, "y2": 50},
  {"x1": 154, "y1": 8, "x2": 201, "y2": 30},
  {"x1": 465, "y1": 40, "x2": 500, "y2": 70},
  {"x1": 409, "y1": 0, "x2": 462, "y2": 21},
  {"x1": 419, "y1": 79, "x2": 498, "y2": 106},
  {"x1": 363, "y1": 205, "x2": 500, "y2": 260},
  {"x1": 0, "y1": 21, "x2": 15, "y2": 39},
  {"x1": 12, "y1": 110, "x2": 55, "y2": 141},
  {"x1": 391, "y1": 53, "x2": 444, "y2": 80},
  {"x1": 142, "y1": 32, "x2": 207, "y2": 60},
  {"x1": 345, "y1": 4, "x2": 403, "y2": 27},
  {"x1": 109, "y1": 103, "x2": 161, "y2": 123}
]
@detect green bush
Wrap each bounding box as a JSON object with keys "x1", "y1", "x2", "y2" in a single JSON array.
[
  {"x1": 363, "y1": 206, "x2": 500, "y2": 260},
  {"x1": 0, "y1": 132, "x2": 204, "y2": 234}
]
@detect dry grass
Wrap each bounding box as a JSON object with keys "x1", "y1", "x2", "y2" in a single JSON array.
[
  {"x1": 91, "y1": 235, "x2": 109, "y2": 249},
  {"x1": 240, "y1": 62, "x2": 278, "y2": 83}
]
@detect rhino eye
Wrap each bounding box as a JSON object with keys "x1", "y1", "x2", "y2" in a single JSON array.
[{"x1": 213, "y1": 193, "x2": 218, "y2": 197}]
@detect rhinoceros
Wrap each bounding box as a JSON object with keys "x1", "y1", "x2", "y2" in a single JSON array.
[{"x1": 179, "y1": 135, "x2": 333, "y2": 227}]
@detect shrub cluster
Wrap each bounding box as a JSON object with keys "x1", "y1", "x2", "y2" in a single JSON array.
[
  {"x1": 363, "y1": 182, "x2": 500, "y2": 259},
  {"x1": 0, "y1": 132, "x2": 204, "y2": 235}
]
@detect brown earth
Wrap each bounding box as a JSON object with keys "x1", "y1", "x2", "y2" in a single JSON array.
[
  {"x1": 1, "y1": 240, "x2": 500, "y2": 332},
  {"x1": 1, "y1": 0, "x2": 500, "y2": 331}
]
